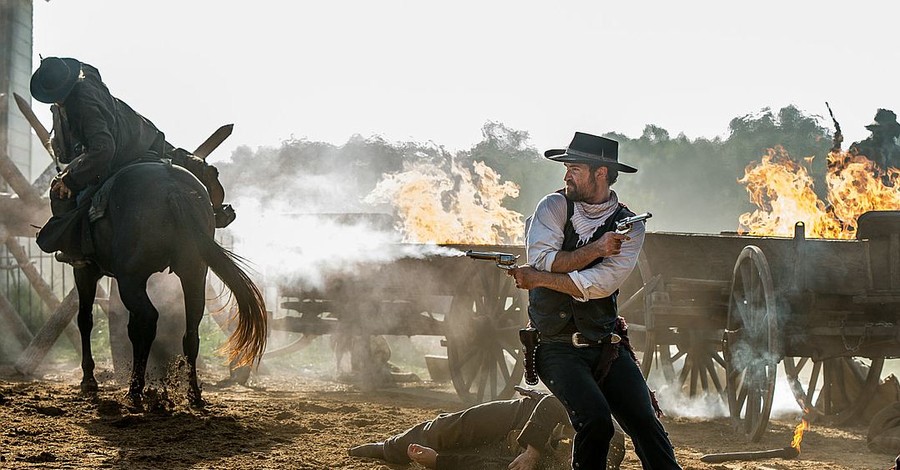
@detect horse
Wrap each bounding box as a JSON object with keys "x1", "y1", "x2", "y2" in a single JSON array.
[{"x1": 71, "y1": 161, "x2": 267, "y2": 406}]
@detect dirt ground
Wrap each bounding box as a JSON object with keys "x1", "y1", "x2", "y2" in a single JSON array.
[{"x1": 0, "y1": 368, "x2": 892, "y2": 470}]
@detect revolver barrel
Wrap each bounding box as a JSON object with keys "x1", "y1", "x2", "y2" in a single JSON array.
[
  {"x1": 465, "y1": 250, "x2": 519, "y2": 269},
  {"x1": 615, "y1": 212, "x2": 652, "y2": 234}
]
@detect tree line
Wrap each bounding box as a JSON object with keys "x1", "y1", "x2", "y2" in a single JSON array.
[{"x1": 218, "y1": 105, "x2": 833, "y2": 234}]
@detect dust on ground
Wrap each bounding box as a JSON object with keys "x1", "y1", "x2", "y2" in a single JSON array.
[{"x1": 0, "y1": 370, "x2": 891, "y2": 470}]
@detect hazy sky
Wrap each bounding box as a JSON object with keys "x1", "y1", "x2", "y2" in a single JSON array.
[{"x1": 31, "y1": 1, "x2": 900, "y2": 163}]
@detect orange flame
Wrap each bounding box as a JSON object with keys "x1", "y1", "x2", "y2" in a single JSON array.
[
  {"x1": 739, "y1": 146, "x2": 900, "y2": 238},
  {"x1": 365, "y1": 159, "x2": 524, "y2": 244},
  {"x1": 790, "y1": 415, "x2": 810, "y2": 451}
]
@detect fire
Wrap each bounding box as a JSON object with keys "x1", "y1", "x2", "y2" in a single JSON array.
[
  {"x1": 739, "y1": 146, "x2": 900, "y2": 238},
  {"x1": 365, "y1": 159, "x2": 524, "y2": 244},
  {"x1": 790, "y1": 415, "x2": 810, "y2": 451}
]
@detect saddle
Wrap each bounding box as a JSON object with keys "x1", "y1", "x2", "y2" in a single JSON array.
[{"x1": 36, "y1": 160, "x2": 168, "y2": 257}]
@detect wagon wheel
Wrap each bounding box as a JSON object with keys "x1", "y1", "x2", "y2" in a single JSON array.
[
  {"x1": 784, "y1": 356, "x2": 885, "y2": 424},
  {"x1": 640, "y1": 296, "x2": 676, "y2": 383},
  {"x1": 632, "y1": 251, "x2": 669, "y2": 378},
  {"x1": 724, "y1": 246, "x2": 779, "y2": 442},
  {"x1": 636, "y1": 261, "x2": 725, "y2": 398},
  {"x1": 446, "y1": 267, "x2": 527, "y2": 405},
  {"x1": 647, "y1": 330, "x2": 727, "y2": 398}
]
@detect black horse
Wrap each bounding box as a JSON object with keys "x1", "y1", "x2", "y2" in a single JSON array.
[{"x1": 72, "y1": 161, "x2": 267, "y2": 406}]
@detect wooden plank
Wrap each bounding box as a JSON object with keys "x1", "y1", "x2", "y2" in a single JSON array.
[
  {"x1": 618, "y1": 274, "x2": 660, "y2": 315},
  {"x1": 0, "y1": 148, "x2": 40, "y2": 205},
  {"x1": 800, "y1": 326, "x2": 896, "y2": 337},
  {"x1": 667, "y1": 278, "x2": 731, "y2": 290},
  {"x1": 0, "y1": 290, "x2": 33, "y2": 349},
  {"x1": 891, "y1": 234, "x2": 900, "y2": 290},
  {"x1": 9, "y1": 272, "x2": 114, "y2": 379},
  {"x1": 642, "y1": 232, "x2": 870, "y2": 296},
  {"x1": 648, "y1": 308, "x2": 728, "y2": 327},
  {"x1": 4, "y1": 235, "x2": 82, "y2": 354},
  {"x1": 852, "y1": 292, "x2": 900, "y2": 304},
  {"x1": 14, "y1": 288, "x2": 79, "y2": 376}
]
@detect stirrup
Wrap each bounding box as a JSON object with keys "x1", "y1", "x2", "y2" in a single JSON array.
[
  {"x1": 55, "y1": 251, "x2": 89, "y2": 269},
  {"x1": 214, "y1": 204, "x2": 236, "y2": 228}
]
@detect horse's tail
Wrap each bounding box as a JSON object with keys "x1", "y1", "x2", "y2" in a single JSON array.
[{"x1": 168, "y1": 192, "x2": 267, "y2": 367}]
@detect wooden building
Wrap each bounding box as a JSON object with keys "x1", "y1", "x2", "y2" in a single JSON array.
[{"x1": 1, "y1": 0, "x2": 34, "y2": 184}]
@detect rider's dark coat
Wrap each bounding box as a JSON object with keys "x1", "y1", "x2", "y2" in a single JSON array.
[{"x1": 57, "y1": 64, "x2": 162, "y2": 192}]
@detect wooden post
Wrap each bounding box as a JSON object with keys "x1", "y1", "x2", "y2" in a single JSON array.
[
  {"x1": 0, "y1": 226, "x2": 34, "y2": 351},
  {"x1": 31, "y1": 162, "x2": 56, "y2": 194},
  {"x1": 4, "y1": 235, "x2": 82, "y2": 354},
  {"x1": 14, "y1": 288, "x2": 79, "y2": 375},
  {"x1": 0, "y1": 289, "x2": 34, "y2": 349},
  {"x1": 0, "y1": 149, "x2": 41, "y2": 206}
]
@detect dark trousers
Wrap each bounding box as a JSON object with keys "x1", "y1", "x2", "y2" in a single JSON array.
[
  {"x1": 382, "y1": 398, "x2": 536, "y2": 469},
  {"x1": 537, "y1": 342, "x2": 680, "y2": 469}
]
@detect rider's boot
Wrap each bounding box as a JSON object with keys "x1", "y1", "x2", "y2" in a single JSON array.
[
  {"x1": 214, "y1": 204, "x2": 236, "y2": 228},
  {"x1": 203, "y1": 166, "x2": 236, "y2": 228},
  {"x1": 55, "y1": 250, "x2": 89, "y2": 268}
]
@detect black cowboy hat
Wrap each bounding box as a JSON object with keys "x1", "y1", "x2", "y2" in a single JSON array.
[
  {"x1": 865, "y1": 108, "x2": 900, "y2": 132},
  {"x1": 544, "y1": 132, "x2": 637, "y2": 173},
  {"x1": 30, "y1": 57, "x2": 82, "y2": 104}
]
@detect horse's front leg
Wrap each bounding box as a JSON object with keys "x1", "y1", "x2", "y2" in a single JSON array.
[
  {"x1": 73, "y1": 265, "x2": 103, "y2": 394},
  {"x1": 118, "y1": 276, "x2": 158, "y2": 406}
]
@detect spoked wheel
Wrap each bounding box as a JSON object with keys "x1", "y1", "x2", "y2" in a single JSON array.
[
  {"x1": 446, "y1": 267, "x2": 527, "y2": 405},
  {"x1": 724, "y1": 246, "x2": 779, "y2": 442},
  {"x1": 637, "y1": 257, "x2": 725, "y2": 398},
  {"x1": 646, "y1": 331, "x2": 727, "y2": 398},
  {"x1": 784, "y1": 356, "x2": 885, "y2": 424},
  {"x1": 640, "y1": 329, "x2": 676, "y2": 383}
]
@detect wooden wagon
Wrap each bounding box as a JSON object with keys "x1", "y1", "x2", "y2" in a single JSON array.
[
  {"x1": 273, "y1": 243, "x2": 527, "y2": 405},
  {"x1": 618, "y1": 210, "x2": 900, "y2": 441}
]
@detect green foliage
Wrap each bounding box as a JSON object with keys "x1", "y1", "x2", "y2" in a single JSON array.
[
  {"x1": 612, "y1": 105, "x2": 831, "y2": 232},
  {"x1": 218, "y1": 105, "x2": 833, "y2": 234},
  {"x1": 464, "y1": 121, "x2": 562, "y2": 215}
]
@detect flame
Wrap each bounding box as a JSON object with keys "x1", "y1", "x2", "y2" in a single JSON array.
[
  {"x1": 365, "y1": 159, "x2": 524, "y2": 244},
  {"x1": 790, "y1": 415, "x2": 810, "y2": 451},
  {"x1": 739, "y1": 146, "x2": 900, "y2": 238}
]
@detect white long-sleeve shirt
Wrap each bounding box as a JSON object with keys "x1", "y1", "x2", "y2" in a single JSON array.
[{"x1": 525, "y1": 191, "x2": 644, "y2": 302}]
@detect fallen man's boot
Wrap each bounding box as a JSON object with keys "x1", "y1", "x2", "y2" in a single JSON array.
[
  {"x1": 55, "y1": 251, "x2": 89, "y2": 269},
  {"x1": 348, "y1": 442, "x2": 385, "y2": 459},
  {"x1": 214, "y1": 204, "x2": 236, "y2": 228}
]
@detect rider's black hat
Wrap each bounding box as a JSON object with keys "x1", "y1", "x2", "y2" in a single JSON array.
[
  {"x1": 544, "y1": 132, "x2": 637, "y2": 173},
  {"x1": 865, "y1": 108, "x2": 900, "y2": 135},
  {"x1": 31, "y1": 57, "x2": 82, "y2": 104}
]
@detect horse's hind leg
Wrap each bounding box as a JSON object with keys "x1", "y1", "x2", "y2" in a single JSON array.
[
  {"x1": 117, "y1": 275, "x2": 158, "y2": 405},
  {"x1": 180, "y1": 267, "x2": 207, "y2": 407},
  {"x1": 74, "y1": 264, "x2": 103, "y2": 394}
]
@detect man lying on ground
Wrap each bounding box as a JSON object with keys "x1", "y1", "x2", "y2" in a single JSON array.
[{"x1": 349, "y1": 387, "x2": 626, "y2": 469}]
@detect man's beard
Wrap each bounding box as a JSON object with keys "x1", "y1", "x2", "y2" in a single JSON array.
[
  {"x1": 565, "y1": 180, "x2": 593, "y2": 202},
  {"x1": 565, "y1": 184, "x2": 583, "y2": 201}
]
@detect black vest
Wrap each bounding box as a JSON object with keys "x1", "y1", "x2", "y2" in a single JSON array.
[{"x1": 527, "y1": 193, "x2": 634, "y2": 341}]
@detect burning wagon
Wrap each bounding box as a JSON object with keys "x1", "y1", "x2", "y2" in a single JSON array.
[
  {"x1": 617, "y1": 210, "x2": 900, "y2": 441},
  {"x1": 268, "y1": 233, "x2": 528, "y2": 405}
]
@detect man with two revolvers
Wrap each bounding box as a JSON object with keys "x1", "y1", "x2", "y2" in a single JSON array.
[{"x1": 506, "y1": 132, "x2": 681, "y2": 469}]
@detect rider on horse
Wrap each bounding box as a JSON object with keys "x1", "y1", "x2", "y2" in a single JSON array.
[{"x1": 30, "y1": 56, "x2": 236, "y2": 266}]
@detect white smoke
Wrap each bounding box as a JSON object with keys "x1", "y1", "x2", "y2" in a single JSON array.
[{"x1": 226, "y1": 197, "x2": 464, "y2": 292}]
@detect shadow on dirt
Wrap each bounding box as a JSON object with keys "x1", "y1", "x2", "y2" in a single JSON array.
[{"x1": 80, "y1": 397, "x2": 307, "y2": 469}]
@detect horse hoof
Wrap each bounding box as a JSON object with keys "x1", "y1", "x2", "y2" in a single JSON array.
[
  {"x1": 188, "y1": 389, "x2": 206, "y2": 409},
  {"x1": 125, "y1": 391, "x2": 143, "y2": 409},
  {"x1": 80, "y1": 380, "x2": 99, "y2": 394},
  {"x1": 189, "y1": 396, "x2": 207, "y2": 409}
]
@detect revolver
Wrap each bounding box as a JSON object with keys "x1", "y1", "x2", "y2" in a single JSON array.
[
  {"x1": 465, "y1": 250, "x2": 519, "y2": 270},
  {"x1": 615, "y1": 212, "x2": 652, "y2": 234}
]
